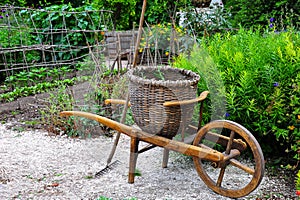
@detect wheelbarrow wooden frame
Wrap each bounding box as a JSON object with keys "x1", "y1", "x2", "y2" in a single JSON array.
[
  {"x1": 60, "y1": 111, "x2": 225, "y2": 174},
  {"x1": 60, "y1": 91, "x2": 265, "y2": 198}
]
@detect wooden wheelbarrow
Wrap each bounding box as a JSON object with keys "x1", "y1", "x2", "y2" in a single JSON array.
[{"x1": 60, "y1": 91, "x2": 265, "y2": 198}]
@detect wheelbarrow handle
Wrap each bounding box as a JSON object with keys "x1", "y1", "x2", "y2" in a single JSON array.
[
  {"x1": 163, "y1": 91, "x2": 209, "y2": 107},
  {"x1": 104, "y1": 99, "x2": 131, "y2": 107},
  {"x1": 104, "y1": 91, "x2": 209, "y2": 107}
]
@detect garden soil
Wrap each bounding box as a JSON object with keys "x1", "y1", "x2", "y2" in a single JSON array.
[{"x1": 0, "y1": 82, "x2": 297, "y2": 199}]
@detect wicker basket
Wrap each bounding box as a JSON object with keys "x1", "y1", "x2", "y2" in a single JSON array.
[{"x1": 128, "y1": 66, "x2": 200, "y2": 138}]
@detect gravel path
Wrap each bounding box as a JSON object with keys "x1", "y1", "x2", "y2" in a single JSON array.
[{"x1": 0, "y1": 124, "x2": 296, "y2": 200}]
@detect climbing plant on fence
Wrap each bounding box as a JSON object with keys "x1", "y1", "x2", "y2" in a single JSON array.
[{"x1": 0, "y1": 4, "x2": 114, "y2": 88}]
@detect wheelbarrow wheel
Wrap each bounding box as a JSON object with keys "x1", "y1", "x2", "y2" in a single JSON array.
[{"x1": 192, "y1": 120, "x2": 264, "y2": 198}]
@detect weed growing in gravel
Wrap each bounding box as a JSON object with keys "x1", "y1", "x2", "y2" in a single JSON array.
[
  {"x1": 96, "y1": 197, "x2": 113, "y2": 200},
  {"x1": 84, "y1": 175, "x2": 94, "y2": 179},
  {"x1": 39, "y1": 83, "x2": 110, "y2": 137},
  {"x1": 12, "y1": 126, "x2": 25, "y2": 132},
  {"x1": 39, "y1": 84, "x2": 76, "y2": 135},
  {"x1": 134, "y1": 169, "x2": 142, "y2": 177}
]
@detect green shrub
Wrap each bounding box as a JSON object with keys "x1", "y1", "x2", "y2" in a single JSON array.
[
  {"x1": 173, "y1": 27, "x2": 300, "y2": 165},
  {"x1": 39, "y1": 83, "x2": 75, "y2": 135},
  {"x1": 173, "y1": 49, "x2": 227, "y2": 124},
  {"x1": 38, "y1": 83, "x2": 100, "y2": 138},
  {"x1": 201, "y1": 27, "x2": 300, "y2": 164},
  {"x1": 179, "y1": 2, "x2": 233, "y2": 38},
  {"x1": 224, "y1": 0, "x2": 300, "y2": 29},
  {"x1": 91, "y1": 0, "x2": 188, "y2": 30}
]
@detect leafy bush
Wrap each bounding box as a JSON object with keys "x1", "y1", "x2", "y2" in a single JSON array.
[
  {"x1": 179, "y1": 2, "x2": 233, "y2": 37},
  {"x1": 91, "y1": 0, "x2": 139, "y2": 30},
  {"x1": 39, "y1": 83, "x2": 102, "y2": 138},
  {"x1": 173, "y1": 49, "x2": 226, "y2": 124},
  {"x1": 201, "y1": 28, "x2": 300, "y2": 164},
  {"x1": 92, "y1": 0, "x2": 188, "y2": 30},
  {"x1": 224, "y1": 0, "x2": 300, "y2": 29},
  {"x1": 173, "y1": 27, "x2": 300, "y2": 165},
  {"x1": 39, "y1": 83, "x2": 75, "y2": 135}
]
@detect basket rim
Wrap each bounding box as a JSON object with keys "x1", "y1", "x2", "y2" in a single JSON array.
[{"x1": 127, "y1": 66, "x2": 200, "y2": 87}]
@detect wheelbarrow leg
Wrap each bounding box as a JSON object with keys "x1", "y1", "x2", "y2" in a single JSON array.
[
  {"x1": 162, "y1": 119, "x2": 187, "y2": 168},
  {"x1": 162, "y1": 148, "x2": 169, "y2": 168},
  {"x1": 128, "y1": 136, "x2": 139, "y2": 183}
]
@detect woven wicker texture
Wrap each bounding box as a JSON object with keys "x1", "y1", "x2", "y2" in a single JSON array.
[{"x1": 128, "y1": 66, "x2": 200, "y2": 138}]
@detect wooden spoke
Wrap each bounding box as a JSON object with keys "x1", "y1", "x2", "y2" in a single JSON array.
[
  {"x1": 216, "y1": 167, "x2": 226, "y2": 187},
  {"x1": 225, "y1": 131, "x2": 235, "y2": 154},
  {"x1": 230, "y1": 159, "x2": 255, "y2": 175}
]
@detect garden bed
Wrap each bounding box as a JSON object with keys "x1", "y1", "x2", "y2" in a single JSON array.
[{"x1": 0, "y1": 81, "x2": 97, "y2": 132}]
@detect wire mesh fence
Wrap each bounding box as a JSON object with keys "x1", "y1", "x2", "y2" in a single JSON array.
[{"x1": 0, "y1": 5, "x2": 114, "y2": 82}]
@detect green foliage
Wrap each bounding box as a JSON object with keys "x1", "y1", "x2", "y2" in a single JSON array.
[
  {"x1": 0, "y1": 10, "x2": 40, "y2": 79},
  {"x1": 2, "y1": 0, "x2": 26, "y2": 7},
  {"x1": 1, "y1": 4, "x2": 105, "y2": 83},
  {"x1": 296, "y1": 170, "x2": 300, "y2": 190},
  {"x1": 9, "y1": 0, "x2": 85, "y2": 8},
  {"x1": 201, "y1": 27, "x2": 300, "y2": 163},
  {"x1": 4, "y1": 66, "x2": 73, "y2": 89},
  {"x1": 20, "y1": 4, "x2": 110, "y2": 62},
  {"x1": 180, "y1": 2, "x2": 232, "y2": 37},
  {"x1": 174, "y1": 28, "x2": 300, "y2": 165},
  {"x1": 224, "y1": 0, "x2": 300, "y2": 29},
  {"x1": 39, "y1": 83, "x2": 75, "y2": 135},
  {"x1": 143, "y1": 0, "x2": 184, "y2": 25},
  {"x1": 0, "y1": 28, "x2": 35, "y2": 49},
  {"x1": 38, "y1": 83, "x2": 100, "y2": 138},
  {"x1": 91, "y1": 0, "x2": 138, "y2": 30},
  {"x1": 96, "y1": 197, "x2": 112, "y2": 200},
  {"x1": 0, "y1": 77, "x2": 77, "y2": 103},
  {"x1": 92, "y1": 0, "x2": 188, "y2": 30},
  {"x1": 173, "y1": 47, "x2": 227, "y2": 123}
]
